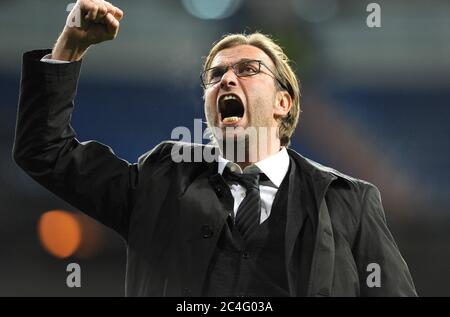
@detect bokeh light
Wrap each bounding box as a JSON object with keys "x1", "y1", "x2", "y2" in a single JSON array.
[
  {"x1": 291, "y1": 0, "x2": 339, "y2": 23},
  {"x1": 38, "y1": 210, "x2": 82, "y2": 259},
  {"x1": 181, "y1": 0, "x2": 242, "y2": 20}
]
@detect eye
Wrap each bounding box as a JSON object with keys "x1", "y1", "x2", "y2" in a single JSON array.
[
  {"x1": 208, "y1": 67, "x2": 226, "y2": 82},
  {"x1": 237, "y1": 61, "x2": 258, "y2": 75}
]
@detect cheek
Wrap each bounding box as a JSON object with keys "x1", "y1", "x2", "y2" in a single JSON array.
[
  {"x1": 204, "y1": 91, "x2": 215, "y2": 110},
  {"x1": 247, "y1": 92, "x2": 277, "y2": 125},
  {"x1": 250, "y1": 90, "x2": 275, "y2": 113},
  {"x1": 204, "y1": 90, "x2": 218, "y2": 122},
  {"x1": 246, "y1": 81, "x2": 276, "y2": 105}
]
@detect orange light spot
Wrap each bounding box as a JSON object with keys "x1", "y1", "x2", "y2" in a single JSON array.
[{"x1": 38, "y1": 210, "x2": 81, "y2": 258}]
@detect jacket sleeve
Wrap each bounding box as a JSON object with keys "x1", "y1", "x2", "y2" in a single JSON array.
[
  {"x1": 13, "y1": 49, "x2": 138, "y2": 240},
  {"x1": 353, "y1": 184, "x2": 418, "y2": 296}
]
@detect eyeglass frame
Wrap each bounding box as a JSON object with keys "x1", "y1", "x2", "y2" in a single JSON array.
[{"x1": 200, "y1": 59, "x2": 289, "y2": 92}]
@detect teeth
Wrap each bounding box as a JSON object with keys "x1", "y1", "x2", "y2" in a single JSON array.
[
  {"x1": 223, "y1": 116, "x2": 241, "y2": 123},
  {"x1": 223, "y1": 95, "x2": 238, "y2": 101}
]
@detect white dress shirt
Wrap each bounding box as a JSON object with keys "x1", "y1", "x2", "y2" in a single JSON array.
[
  {"x1": 41, "y1": 54, "x2": 70, "y2": 64},
  {"x1": 218, "y1": 148, "x2": 290, "y2": 224}
]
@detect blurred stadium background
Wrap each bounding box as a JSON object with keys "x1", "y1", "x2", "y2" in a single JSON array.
[{"x1": 1, "y1": 0, "x2": 449, "y2": 296}]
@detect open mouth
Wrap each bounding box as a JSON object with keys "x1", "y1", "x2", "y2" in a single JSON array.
[{"x1": 218, "y1": 94, "x2": 245, "y2": 124}]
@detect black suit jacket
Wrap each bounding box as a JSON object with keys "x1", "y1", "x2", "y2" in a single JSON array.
[{"x1": 13, "y1": 50, "x2": 417, "y2": 296}]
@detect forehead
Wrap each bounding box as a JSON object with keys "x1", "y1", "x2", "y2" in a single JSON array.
[{"x1": 211, "y1": 44, "x2": 274, "y2": 68}]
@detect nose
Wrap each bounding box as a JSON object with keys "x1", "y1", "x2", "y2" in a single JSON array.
[{"x1": 220, "y1": 68, "x2": 238, "y2": 89}]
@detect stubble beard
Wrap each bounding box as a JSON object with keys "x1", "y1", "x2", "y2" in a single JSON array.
[{"x1": 205, "y1": 100, "x2": 275, "y2": 163}]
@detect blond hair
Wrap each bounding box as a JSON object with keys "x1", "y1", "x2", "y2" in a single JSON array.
[{"x1": 203, "y1": 32, "x2": 301, "y2": 147}]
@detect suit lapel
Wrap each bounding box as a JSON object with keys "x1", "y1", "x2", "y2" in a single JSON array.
[
  {"x1": 285, "y1": 149, "x2": 337, "y2": 296},
  {"x1": 284, "y1": 158, "x2": 308, "y2": 295},
  {"x1": 306, "y1": 198, "x2": 336, "y2": 296}
]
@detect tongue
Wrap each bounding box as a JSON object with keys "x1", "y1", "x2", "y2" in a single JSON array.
[{"x1": 223, "y1": 116, "x2": 241, "y2": 124}]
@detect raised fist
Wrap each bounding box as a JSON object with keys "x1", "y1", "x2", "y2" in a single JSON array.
[{"x1": 65, "y1": 0, "x2": 124, "y2": 46}]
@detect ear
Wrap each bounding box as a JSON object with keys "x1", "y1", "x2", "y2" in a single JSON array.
[{"x1": 273, "y1": 90, "x2": 292, "y2": 119}]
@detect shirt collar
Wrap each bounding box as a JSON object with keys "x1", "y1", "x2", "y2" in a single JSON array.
[{"x1": 218, "y1": 147, "x2": 290, "y2": 188}]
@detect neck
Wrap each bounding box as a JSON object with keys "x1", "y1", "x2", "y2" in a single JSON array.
[{"x1": 219, "y1": 136, "x2": 282, "y2": 170}]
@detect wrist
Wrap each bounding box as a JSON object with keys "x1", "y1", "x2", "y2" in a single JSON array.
[{"x1": 52, "y1": 31, "x2": 90, "y2": 62}]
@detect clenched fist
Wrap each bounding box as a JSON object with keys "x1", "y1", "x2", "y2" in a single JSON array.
[{"x1": 52, "y1": 0, "x2": 124, "y2": 61}]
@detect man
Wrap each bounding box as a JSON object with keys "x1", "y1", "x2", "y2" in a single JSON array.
[{"x1": 13, "y1": 0, "x2": 416, "y2": 296}]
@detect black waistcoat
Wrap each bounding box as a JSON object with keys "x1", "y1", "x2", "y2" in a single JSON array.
[{"x1": 203, "y1": 170, "x2": 290, "y2": 297}]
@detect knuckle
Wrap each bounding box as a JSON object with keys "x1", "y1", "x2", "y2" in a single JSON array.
[{"x1": 80, "y1": 2, "x2": 90, "y2": 10}]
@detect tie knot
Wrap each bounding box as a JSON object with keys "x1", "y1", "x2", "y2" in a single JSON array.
[{"x1": 223, "y1": 167, "x2": 260, "y2": 190}]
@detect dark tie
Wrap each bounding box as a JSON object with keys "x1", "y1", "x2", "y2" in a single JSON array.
[{"x1": 223, "y1": 167, "x2": 261, "y2": 241}]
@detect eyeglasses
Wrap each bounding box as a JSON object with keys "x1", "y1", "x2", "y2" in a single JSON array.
[{"x1": 200, "y1": 59, "x2": 288, "y2": 91}]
